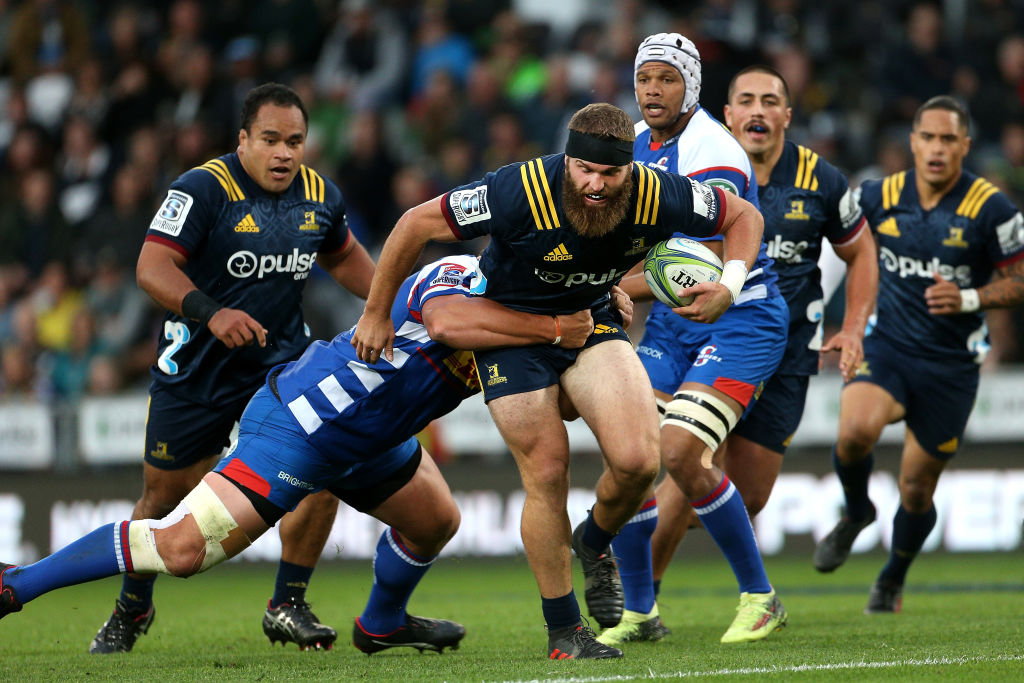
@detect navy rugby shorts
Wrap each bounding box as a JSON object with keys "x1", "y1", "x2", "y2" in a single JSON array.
[
  {"x1": 213, "y1": 385, "x2": 421, "y2": 512},
  {"x1": 143, "y1": 383, "x2": 251, "y2": 469},
  {"x1": 636, "y1": 294, "x2": 788, "y2": 415},
  {"x1": 731, "y1": 373, "x2": 810, "y2": 455},
  {"x1": 847, "y1": 334, "x2": 979, "y2": 459},
  {"x1": 475, "y1": 304, "x2": 630, "y2": 402}
]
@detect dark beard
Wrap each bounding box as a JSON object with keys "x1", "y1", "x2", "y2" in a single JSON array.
[{"x1": 562, "y1": 171, "x2": 634, "y2": 238}]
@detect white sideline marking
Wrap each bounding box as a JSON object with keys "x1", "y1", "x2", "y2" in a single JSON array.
[{"x1": 497, "y1": 653, "x2": 1024, "y2": 682}]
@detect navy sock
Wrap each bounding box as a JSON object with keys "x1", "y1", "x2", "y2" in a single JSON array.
[
  {"x1": 833, "y1": 446, "x2": 875, "y2": 520},
  {"x1": 118, "y1": 574, "x2": 157, "y2": 614},
  {"x1": 580, "y1": 510, "x2": 615, "y2": 554},
  {"x1": 4, "y1": 522, "x2": 127, "y2": 603},
  {"x1": 358, "y1": 528, "x2": 433, "y2": 635},
  {"x1": 542, "y1": 590, "x2": 582, "y2": 631},
  {"x1": 270, "y1": 560, "x2": 315, "y2": 607},
  {"x1": 610, "y1": 498, "x2": 658, "y2": 613},
  {"x1": 879, "y1": 504, "x2": 936, "y2": 586},
  {"x1": 692, "y1": 476, "x2": 771, "y2": 594}
]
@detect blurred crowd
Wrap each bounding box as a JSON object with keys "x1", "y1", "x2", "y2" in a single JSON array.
[{"x1": 3, "y1": 0, "x2": 1024, "y2": 405}]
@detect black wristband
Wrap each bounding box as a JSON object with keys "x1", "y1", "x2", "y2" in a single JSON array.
[{"x1": 181, "y1": 289, "x2": 222, "y2": 326}]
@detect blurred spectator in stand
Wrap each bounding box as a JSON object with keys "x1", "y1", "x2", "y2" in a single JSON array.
[
  {"x1": 487, "y1": 11, "x2": 547, "y2": 104},
  {"x1": 455, "y1": 62, "x2": 512, "y2": 152},
  {"x1": 86, "y1": 353, "x2": 125, "y2": 395},
  {"x1": 84, "y1": 249, "x2": 153, "y2": 381},
  {"x1": 166, "y1": 120, "x2": 213, "y2": 177},
  {"x1": 852, "y1": 135, "x2": 913, "y2": 188},
  {"x1": 124, "y1": 126, "x2": 170, "y2": 202},
  {"x1": 67, "y1": 57, "x2": 109, "y2": 129},
  {"x1": 981, "y1": 118, "x2": 1024, "y2": 207},
  {"x1": 970, "y1": 34, "x2": 1024, "y2": 148},
  {"x1": 0, "y1": 342, "x2": 47, "y2": 402},
  {"x1": 6, "y1": 0, "x2": 90, "y2": 85},
  {"x1": 431, "y1": 137, "x2": 480, "y2": 189},
  {"x1": 289, "y1": 73, "x2": 348, "y2": 169},
  {"x1": 30, "y1": 260, "x2": 83, "y2": 353},
  {"x1": 480, "y1": 108, "x2": 540, "y2": 171},
  {"x1": 0, "y1": 168, "x2": 73, "y2": 288},
  {"x1": 79, "y1": 162, "x2": 153, "y2": 276},
  {"x1": 313, "y1": 0, "x2": 406, "y2": 111},
  {"x1": 519, "y1": 54, "x2": 589, "y2": 152},
  {"x1": 407, "y1": 68, "x2": 463, "y2": 157},
  {"x1": 166, "y1": 44, "x2": 234, "y2": 145},
  {"x1": 246, "y1": 0, "x2": 324, "y2": 80},
  {"x1": 57, "y1": 114, "x2": 112, "y2": 227},
  {"x1": 222, "y1": 35, "x2": 263, "y2": 124},
  {"x1": 409, "y1": 5, "x2": 475, "y2": 100},
  {"x1": 99, "y1": 4, "x2": 165, "y2": 149},
  {"x1": 46, "y1": 305, "x2": 105, "y2": 402},
  {"x1": 874, "y1": 2, "x2": 955, "y2": 130},
  {"x1": 0, "y1": 121, "x2": 53, "y2": 206},
  {"x1": 335, "y1": 109, "x2": 400, "y2": 251}
]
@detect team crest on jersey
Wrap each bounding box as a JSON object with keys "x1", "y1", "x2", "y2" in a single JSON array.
[
  {"x1": 449, "y1": 187, "x2": 490, "y2": 226},
  {"x1": 996, "y1": 212, "x2": 1024, "y2": 254},
  {"x1": 784, "y1": 200, "x2": 810, "y2": 221},
  {"x1": 942, "y1": 227, "x2": 969, "y2": 248},
  {"x1": 594, "y1": 324, "x2": 620, "y2": 334},
  {"x1": 150, "y1": 190, "x2": 194, "y2": 236},
  {"x1": 149, "y1": 441, "x2": 174, "y2": 462},
  {"x1": 705, "y1": 178, "x2": 739, "y2": 196},
  {"x1": 626, "y1": 238, "x2": 648, "y2": 256},
  {"x1": 443, "y1": 350, "x2": 480, "y2": 390},
  {"x1": 693, "y1": 344, "x2": 721, "y2": 367},
  {"x1": 299, "y1": 210, "x2": 319, "y2": 231}
]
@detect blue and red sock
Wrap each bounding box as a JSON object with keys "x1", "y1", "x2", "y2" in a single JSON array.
[
  {"x1": 357, "y1": 528, "x2": 434, "y2": 635},
  {"x1": 610, "y1": 498, "x2": 658, "y2": 614},
  {"x1": 692, "y1": 476, "x2": 771, "y2": 594}
]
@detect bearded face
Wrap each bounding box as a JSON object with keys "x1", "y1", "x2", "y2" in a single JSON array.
[{"x1": 561, "y1": 164, "x2": 634, "y2": 238}]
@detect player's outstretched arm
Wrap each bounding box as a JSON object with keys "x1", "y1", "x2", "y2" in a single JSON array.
[
  {"x1": 352, "y1": 197, "x2": 456, "y2": 363},
  {"x1": 822, "y1": 229, "x2": 878, "y2": 382},
  {"x1": 422, "y1": 297, "x2": 594, "y2": 350},
  {"x1": 137, "y1": 241, "x2": 267, "y2": 348}
]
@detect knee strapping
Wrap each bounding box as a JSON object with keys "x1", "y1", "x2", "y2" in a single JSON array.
[
  {"x1": 183, "y1": 480, "x2": 249, "y2": 572},
  {"x1": 663, "y1": 390, "x2": 738, "y2": 455},
  {"x1": 127, "y1": 520, "x2": 170, "y2": 575}
]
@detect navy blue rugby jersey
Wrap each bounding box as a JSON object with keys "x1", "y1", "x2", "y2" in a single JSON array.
[
  {"x1": 859, "y1": 168, "x2": 1024, "y2": 362},
  {"x1": 145, "y1": 153, "x2": 352, "y2": 405},
  {"x1": 633, "y1": 109, "x2": 779, "y2": 309},
  {"x1": 273, "y1": 256, "x2": 483, "y2": 457},
  {"x1": 760, "y1": 141, "x2": 867, "y2": 374},
  {"x1": 441, "y1": 154, "x2": 726, "y2": 314}
]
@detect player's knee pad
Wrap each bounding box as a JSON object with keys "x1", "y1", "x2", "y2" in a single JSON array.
[
  {"x1": 663, "y1": 390, "x2": 738, "y2": 454},
  {"x1": 182, "y1": 480, "x2": 250, "y2": 573}
]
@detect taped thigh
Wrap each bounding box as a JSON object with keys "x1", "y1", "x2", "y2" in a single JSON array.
[
  {"x1": 663, "y1": 390, "x2": 738, "y2": 456},
  {"x1": 182, "y1": 479, "x2": 251, "y2": 572}
]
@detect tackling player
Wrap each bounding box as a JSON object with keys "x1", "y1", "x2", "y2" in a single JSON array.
[
  {"x1": 351, "y1": 102, "x2": 765, "y2": 659},
  {"x1": 813, "y1": 95, "x2": 1024, "y2": 612},
  {"x1": 594, "y1": 35, "x2": 790, "y2": 647},
  {"x1": 89, "y1": 83, "x2": 376, "y2": 653},
  {"x1": 0, "y1": 255, "x2": 602, "y2": 655}
]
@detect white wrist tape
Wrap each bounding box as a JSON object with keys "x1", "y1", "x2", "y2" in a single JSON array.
[
  {"x1": 720, "y1": 260, "x2": 748, "y2": 303},
  {"x1": 959, "y1": 288, "x2": 980, "y2": 313}
]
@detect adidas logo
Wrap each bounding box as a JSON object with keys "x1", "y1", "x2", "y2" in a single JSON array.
[
  {"x1": 234, "y1": 213, "x2": 260, "y2": 233},
  {"x1": 543, "y1": 243, "x2": 573, "y2": 261}
]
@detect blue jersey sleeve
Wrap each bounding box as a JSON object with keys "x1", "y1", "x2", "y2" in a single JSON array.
[{"x1": 146, "y1": 167, "x2": 225, "y2": 256}]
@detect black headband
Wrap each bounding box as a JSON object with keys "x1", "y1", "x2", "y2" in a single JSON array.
[{"x1": 565, "y1": 129, "x2": 634, "y2": 166}]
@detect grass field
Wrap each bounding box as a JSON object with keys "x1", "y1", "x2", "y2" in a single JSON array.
[{"x1": 1, "y1": 550, "x2": 1022, "y2": 681}]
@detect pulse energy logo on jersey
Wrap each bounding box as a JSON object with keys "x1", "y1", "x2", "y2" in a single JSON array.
[
  {"x1": 449, "y1": 187, "x2": 490, "y2": 225},
  {"x1": 879, "y1": 246, "x2": 971, "y2": 286},
  {"x1": 534, "y1": 267, "x2": 629, "y2": 287},
  {"x1": 766, "y1": 234, "x2": 810, "y2": 263},
  {"x1": 150, "y1": 190, "x2": 194, "y2": 237},
  {"x1": 227, "y1": 248, "x2": 319, "y2": 280}
]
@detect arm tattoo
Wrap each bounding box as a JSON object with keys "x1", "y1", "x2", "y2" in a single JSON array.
[{"x1": 982, "y1": 259, "x2": 1024, "y2": 309}]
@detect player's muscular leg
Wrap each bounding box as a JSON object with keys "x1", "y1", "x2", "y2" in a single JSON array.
[
  {"x1": 488, "y1": 386, "x2": 573, "y2": 598},
  {"x1": 279, "y1": 491, "x2": 339, "y2": 567},
  {"x1": 721, "y1": 435, "x2": 784, "y2": 517},
  {"x1": 561, "y1": 340, "x2": 660, "y2": 532},
  {"x1": 125, "y1": 455, "x2": 222, "y2": 580},
  {"x1": 835, "y1": 382, "x2": 904, "y2": 465},
  {"x1": 897, "y1": 429, "x2": 948, "y2": 514},
  {"x1": 147, "y1": 473, "x2": 269, "y2": 577},
  {"x1": 370, "y1": 449, "x2": 460, "y2": 558}
]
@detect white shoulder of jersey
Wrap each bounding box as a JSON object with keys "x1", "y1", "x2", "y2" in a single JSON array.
[
  {"x1": 675, "y1": 108, "x2": 752, "y2": 178},
  {"x1": 634, "y1": 119, "x2": 650, "y2": 136}
]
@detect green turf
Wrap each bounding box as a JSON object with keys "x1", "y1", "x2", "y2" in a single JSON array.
[{"x1": 2, "y1": 551, "x2": 1022, "y2": 681}]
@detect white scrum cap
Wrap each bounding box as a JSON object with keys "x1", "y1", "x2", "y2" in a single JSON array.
[{"x1": 634, "y1": 33, "x2": 702, "y2": 113}]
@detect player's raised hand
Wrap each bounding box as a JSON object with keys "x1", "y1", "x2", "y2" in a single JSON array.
[
  {"x1": 924, "y1": 271, "x2": 965, "y2": 315},
  {"x1": 673, "y1": 282, "x2": 732, "y2": 323},
  {"x1": 556, "y1": 309, "x2": 595, "y2": 348},
  {"x1": 207, "y1": 308, "x2": 267, "y2": 348},
  {"x1": 352, "y1": 311, "x2": 395, "y2": 363}
]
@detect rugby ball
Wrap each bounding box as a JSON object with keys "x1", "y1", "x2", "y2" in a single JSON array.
[{"x1": 643, "y1": 238, "x2": 724, "y2": 307}]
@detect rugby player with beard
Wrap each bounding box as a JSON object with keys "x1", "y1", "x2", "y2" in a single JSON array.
[{"x1": 351, "y1": 102, "x2": 764, "y2": 659}]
